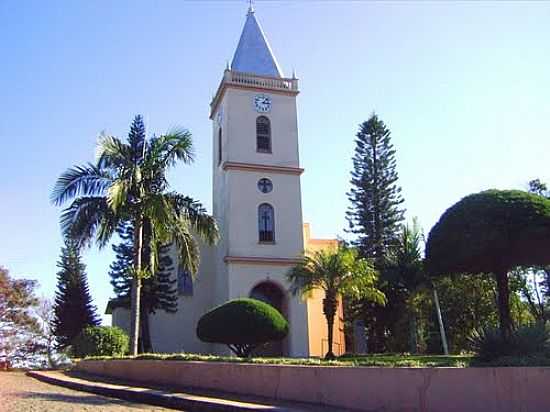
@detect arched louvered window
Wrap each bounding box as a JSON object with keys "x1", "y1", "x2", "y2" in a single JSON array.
[
  {"x1": 256, "y1": 116, "x2": 271, "y2": 153},
  {"x1": 258, "y1": 203, "x2": 275, "y2": 242},
  {"x1": 218, "y1": 128, "x2": 222, "y2": 165}
]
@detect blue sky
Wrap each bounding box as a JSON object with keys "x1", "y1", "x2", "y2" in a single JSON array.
[{"x1": 2, "y1": 1, "x2": 549, "y2": 323}]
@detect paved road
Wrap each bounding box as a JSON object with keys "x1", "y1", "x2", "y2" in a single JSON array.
[{"x1": 0, "y1": 372, "x2": 177, "y2": 412}]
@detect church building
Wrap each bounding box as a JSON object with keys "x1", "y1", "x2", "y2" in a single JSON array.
[{"x1": 109, "y1": 6, "x2": 345, "y2": 358}]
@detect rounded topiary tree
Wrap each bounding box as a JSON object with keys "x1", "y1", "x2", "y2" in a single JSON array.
[
  {"x1": 196, "y1": 298, "x2": 288, "y2": 357},
  {"x1": 426, "y1": 190, "x2": 550, "y2": 338}
]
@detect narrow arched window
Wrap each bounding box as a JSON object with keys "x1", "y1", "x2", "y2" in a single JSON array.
[
  {"x1": 218, "y1": 128, "x2": 222, "y2": 165},
  {"x1": 256, "y1": 116, "x2": 271, "y2": 153},
  {"x1": 258, "y1": 203, "x2": 275, "y2": 242}
]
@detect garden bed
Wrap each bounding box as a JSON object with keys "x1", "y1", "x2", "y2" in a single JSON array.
[
  {"x1": 85, "y1": 353, "x2": 473, "y2": 367},
  {"x1": 83, "y1": 352, "x2": 550, "y2": 367}
]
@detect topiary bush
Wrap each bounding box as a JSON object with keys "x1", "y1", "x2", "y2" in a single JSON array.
[
  {"x1": 72, "y1": 326, "x2": 129, "y2": 358},
  {"x1": 426, "y1": 189, "x2": 550, "y2": 338},
  {"x1": 469, "y1": 323, "x2": 550, "y2": 361},
  {"x1": 196, "y1": 298, "x2": 288, "y2": 357}
]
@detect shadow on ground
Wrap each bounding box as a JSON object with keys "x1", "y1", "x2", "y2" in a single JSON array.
[{"x1": 20, "y1": 391, "x2": 132, "y2": 406}]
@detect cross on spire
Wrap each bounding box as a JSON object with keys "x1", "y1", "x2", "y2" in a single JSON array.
[{"x1": 248, "y1": 0, "x2": 254, "y2": 13}]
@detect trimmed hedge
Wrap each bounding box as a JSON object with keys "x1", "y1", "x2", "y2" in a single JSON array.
[
  {"x1": 197, "y1": 298, "x2": 288, "y2": 357},
  {"x1": 72, "y1": 326, "x2": 129, "y2": 357}
]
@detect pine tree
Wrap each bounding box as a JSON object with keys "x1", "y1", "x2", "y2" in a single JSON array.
[
  {"x1": 109, "y1": 222, "x2": 134, "y2": 300},
  {"x1": 346, "y1": 113, "x2": 405, "y2": 262},
  {"x1": 52, "y1": 240, "x2": 100, "y2": 349},
  {"x1": 345, "y1": 113, "x2": 405, "y2": 352}
]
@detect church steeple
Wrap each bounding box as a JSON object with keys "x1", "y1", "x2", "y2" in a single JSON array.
[{"x1": 230, "y1": 8, "x2": 283, "y2": 78}]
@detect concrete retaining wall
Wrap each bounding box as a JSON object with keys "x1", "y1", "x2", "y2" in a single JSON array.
[{"x1": 76, "y1": 360, "x2": 550, "y2": 412}]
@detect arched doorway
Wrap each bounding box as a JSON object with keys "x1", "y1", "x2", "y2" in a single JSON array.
[{"x1": 249, "y1": 281, "x2": 287, "y2": 357}]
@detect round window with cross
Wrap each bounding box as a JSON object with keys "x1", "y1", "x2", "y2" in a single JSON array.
[{"x1": 257, "y1": 178, "x2": 273, "y2": 193}]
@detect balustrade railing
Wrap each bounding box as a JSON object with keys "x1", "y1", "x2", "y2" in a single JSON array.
[{"x1": 224, "y1": 70, "x2": 298, "y2": 92}]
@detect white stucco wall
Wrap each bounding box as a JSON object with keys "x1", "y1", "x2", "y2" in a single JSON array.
[
  {"x1": 111, "y1": 307, "x2": 131, "y2": 336},
  {"x1": 111, "y1": 240, "x2": 220, "y2": 354},
  {"x1": 226, "y1": 170, "x2": 304, "y2": 258},
  {"x1": 213, "y1": 83, "x2": 309, "y2": 357},
  {"x1": 148, "y1": 240, "x2": 219, "y2": 354},
  {"x1": 222, "y1": 88, "x2": 300, "y2": 167}
]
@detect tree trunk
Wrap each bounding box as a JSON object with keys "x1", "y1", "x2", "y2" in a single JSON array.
[
  {"x1": 323, "y1": 295, "x2": 337, "y2": 360},
  {"x1": 130, "y1": 220, "x2": 144, "y2": 357},
  {"x1": 432, "y1": 286, "x2": 449, "y2": 355},
  {"x1": 495, "y1": 270, "x2": 512, "y2": 340},
  {"x1": 46, "y1": 337, "x2": 56, "y2": 369}
]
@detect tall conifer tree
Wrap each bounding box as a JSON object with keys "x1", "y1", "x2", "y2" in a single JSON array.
[
  {"x1": 346, "y1": 113, "x2": 405, "y2": 262},
  {"x1": 52, "y1": 240, "x2": 100, "y2": 349},
  {"x1": 346, "y1": 113, "x2": 405, "y2": 352}
]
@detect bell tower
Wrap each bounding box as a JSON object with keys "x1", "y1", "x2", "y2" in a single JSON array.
[{"x1": 209, "y1": 7, "x2": 309, "y2": 356}]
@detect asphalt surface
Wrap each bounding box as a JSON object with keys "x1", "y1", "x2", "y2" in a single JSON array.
[{"x1": 0, "y1": 372, "x2": 177, "y2": 412}]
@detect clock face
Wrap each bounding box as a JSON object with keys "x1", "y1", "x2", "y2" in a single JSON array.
[{"x1": 254, "y1": 94, "x2": 272, "y2": 113}]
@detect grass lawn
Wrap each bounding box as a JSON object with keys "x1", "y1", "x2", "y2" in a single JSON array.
[{"x1": 85, "y1": 353, "x2": 474, "y2": 367}]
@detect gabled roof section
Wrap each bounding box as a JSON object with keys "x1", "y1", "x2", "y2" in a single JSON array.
[{"x1": 231, "y1": 9, "x2": 283, "y2": 78}]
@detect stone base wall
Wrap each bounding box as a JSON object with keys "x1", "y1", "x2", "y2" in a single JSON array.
[{"x1": 76, "y1": 360, "x2": 550, "y2": 412}]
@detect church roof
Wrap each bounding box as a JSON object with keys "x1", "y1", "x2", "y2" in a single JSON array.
[{"x1": 231, "y1": 8, "x2": 283, "y2": 78}]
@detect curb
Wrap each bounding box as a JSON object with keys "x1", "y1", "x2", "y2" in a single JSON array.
[{"x1": 27, "y1": 371, "x2": 299, "y2": 411}]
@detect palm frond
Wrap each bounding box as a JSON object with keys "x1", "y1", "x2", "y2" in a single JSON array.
[
  {"x1": 107, "y1": 178, "x2": 130, "y2": 213},
  {"x1": 96, "y1": 133, "x2": 133, "y2": 170},
  {"x1": 148, "y1": 128, "x2": 195, "y2": 170},
  {"x1": 143, "y1": 193, "x2": 173, "y2": 233},
  {"x1": 60, "y1": 196, "x2": 117, "y2": 248},
  {"x1": 287, "y1": 247, "x2": 386, "y2": 306},
  {"x1": 51, "y1": 163, "x2": 112, "y2": 206},
  {"x1": 286, "y1": 255, "x2": 326, "y2": 297},
  {"x1": 171, "y1": 217, "x2": 200, "y2": 276},
  {"x1": 169, "y1": 194, "x2": 219, "y2": 245}
]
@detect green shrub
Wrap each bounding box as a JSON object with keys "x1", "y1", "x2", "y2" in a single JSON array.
[
  {"x1": 72, "y1": 326, "x2": 129, "y2": 358},
  {"x1": 197, "y1": 298, "x2": 288, "y2": 357},
  {"x1": 469, "y1": 323, "x2": 550, "y2": 361}
]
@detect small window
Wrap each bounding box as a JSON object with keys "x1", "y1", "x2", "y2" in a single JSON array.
[
  {"x1": 257, "y1": 178, "x2": 273, "y2": 193},
  {"x1": 258, "y1": 203, "x2": 275, "y2": 242},
  {"x1": 256, "y1": 116, "x2": 271, "y2": 153},
  {"x1": 218, "y1": 128, "x2": 222, "y2": 165}
]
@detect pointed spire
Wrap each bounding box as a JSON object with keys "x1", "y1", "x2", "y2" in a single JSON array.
[{"x1": 230, "y1": 7, "x2": 283, "y2": 78}]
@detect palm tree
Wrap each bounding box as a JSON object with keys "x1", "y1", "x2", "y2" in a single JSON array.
[
  {"x1": 287, "y1": 247, "x2": 385, "y2": 359},
  {"x1": 51, "y1": 115, "x2": 219, "y2": 355},
  {"x1": 384, "y1": 219, "x2": 425, "y2": 353},
  {"x1": 385, "y1": 219, "x2": 449, "y2": 354}
]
